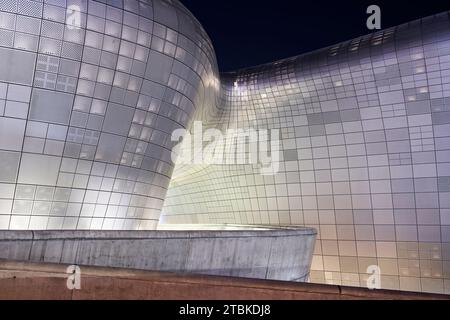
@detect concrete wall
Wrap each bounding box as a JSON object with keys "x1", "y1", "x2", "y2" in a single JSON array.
[{"x1": 0, "y1": 228, "x2": 316, "y2": 282}]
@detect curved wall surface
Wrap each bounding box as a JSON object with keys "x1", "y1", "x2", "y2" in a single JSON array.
[
  {"x1": 0, "y1": 0, "x2": 219, "y2": 230},
  {"x1": 1, "y1": 0, "x2": 450, "y2": 295},
  {"x1": 162, "y1": 13, "x2": 450, "y2": 293}
]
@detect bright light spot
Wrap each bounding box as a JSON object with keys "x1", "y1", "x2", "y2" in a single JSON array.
[{"x1": 415, "y1": 67, "x2": 425, "y2": 73}]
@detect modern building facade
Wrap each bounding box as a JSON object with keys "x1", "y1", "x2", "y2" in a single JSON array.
[
  {"x1": 163, "y1": 11, "x2": 450, "y2": 294},
  {"x1": 0, "y1": 0, "x2": 450, "y2": 294},
  {"x1": 0, "y1": 0, "x2": 220, "y2": 230}
]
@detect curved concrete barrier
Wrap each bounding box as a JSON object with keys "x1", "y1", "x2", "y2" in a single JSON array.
[{"x1": 0, "y1": 227, "x2": 316, "y2": 282}]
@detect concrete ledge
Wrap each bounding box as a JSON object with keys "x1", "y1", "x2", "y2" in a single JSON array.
[
  {"x1": 0, "y1": 260, "x2": 448, "y2": 300},
  {"x1": 0, "y1": 228, "x2": 316, "y2": 282}
]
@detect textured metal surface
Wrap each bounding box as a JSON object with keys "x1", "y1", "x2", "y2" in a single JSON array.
[
  {"x1": 0, "y1": 0, "x2": 220, "y2": 230},
  {"x1": 1, "y1": 0, "x2": 450, "y2": 295},
  {"x1": 162, "y1": 12, "x2": 450, "y2": 293}
]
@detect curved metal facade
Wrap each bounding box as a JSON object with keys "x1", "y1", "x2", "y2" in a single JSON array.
[
  {"x1": 0, "y1": 0, "x2": 219, "y2": 230},
  {"x1": 162, "y1": 13, "x2": 450, "y2": 293},
  {"x1": 1, "y1": 0, "x2": 450, "y2": 294}
]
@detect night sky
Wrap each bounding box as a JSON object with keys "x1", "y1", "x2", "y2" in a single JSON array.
[{"x1": 179, "y1": 0, "x2": 450, "y2": 72}]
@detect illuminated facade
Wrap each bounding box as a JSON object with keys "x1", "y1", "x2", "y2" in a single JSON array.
[
  {"x1": 0, "y1": 0, "x2": 219, "y2": 230},
  {"x1": 0, "y1": 0, "x2": 450, "y2": 294},
  {"x1": 163, "y1": 13, "x2": 450, "y2": 293}
]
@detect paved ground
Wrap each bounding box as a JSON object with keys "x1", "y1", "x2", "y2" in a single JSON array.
[{"x1": 0, "y1": 260, "x2": 448, "y2": 300}]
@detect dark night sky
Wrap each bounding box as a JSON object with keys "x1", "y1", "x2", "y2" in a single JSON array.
[{"x1": 179, "y1": 0, "x2": 450, "y2": 72}]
